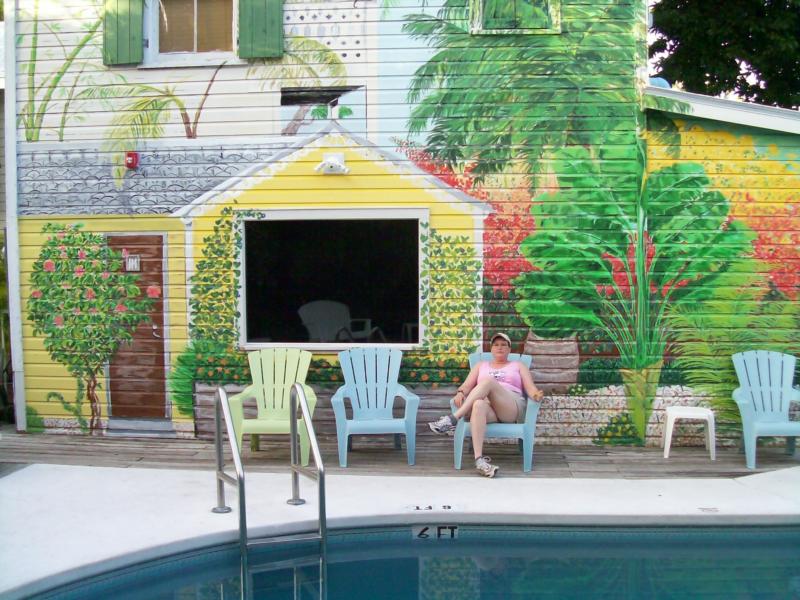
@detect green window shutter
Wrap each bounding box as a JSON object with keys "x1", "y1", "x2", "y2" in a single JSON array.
[
  {"x1": 239, "y1": 0, "x2": 284, "y2": 59},
  {"x1": 103, "y1": 0, "x2": 143, "y2": 65}
]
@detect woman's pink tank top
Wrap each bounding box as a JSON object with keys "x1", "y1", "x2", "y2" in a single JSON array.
[{"x1": 478, "y1": 361, "x2": 523, "y2": 395}]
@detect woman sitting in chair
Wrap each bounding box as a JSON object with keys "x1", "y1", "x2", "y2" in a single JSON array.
[{"x1": 428, "y1": 332, "x2": 544, "y2": 478}]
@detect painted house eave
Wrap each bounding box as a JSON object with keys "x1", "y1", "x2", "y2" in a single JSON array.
[
  {"x1": 173, "y1": 121, "x2": 492, "y2": 219},
  {"x1": 644, "y1": 86, "x2": 800, "y2": 135}
]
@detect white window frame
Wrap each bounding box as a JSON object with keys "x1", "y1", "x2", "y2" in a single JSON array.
[
  {"x1": 237, "y1": 207, "x2": 428, "y2": 352},
  {"x1": 142, "y1": 0, "x2": 247, "y2": 68}
]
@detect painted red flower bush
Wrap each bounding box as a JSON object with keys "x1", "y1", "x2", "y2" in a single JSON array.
[
  {"x1": 397, "y1": 141, "x2": 536, "y2": 289},
  {"x1": 730, "y1": 192, "x2": 799, "y2": 299},
  {"x1": 27, "y1": 223, "x2": 155, "y2": 433}
]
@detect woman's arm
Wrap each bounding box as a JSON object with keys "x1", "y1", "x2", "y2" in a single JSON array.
[
  {"x1": 453, "y1": 364, "x2": 480, "y2": 407},
  {"x1": 518, "y1": 363, "x2": 544, "y2": 401}
]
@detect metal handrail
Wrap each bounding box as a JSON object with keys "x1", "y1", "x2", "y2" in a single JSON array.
[
  {"x1": 287, "y1": 383, "x2": 327, "y2": 545},
  {"x1": 212, "y1": 383, "x2": 327, "y2": 599},
  {"x1": 212, "y1": 388, "x2": 248, "y2": 574}
]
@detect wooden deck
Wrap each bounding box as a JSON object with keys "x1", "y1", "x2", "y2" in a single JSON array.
[{"x1": 1, "y1": 424, "x2": 797, "y2": 478}]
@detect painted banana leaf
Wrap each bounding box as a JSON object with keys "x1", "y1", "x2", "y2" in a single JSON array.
[{"x1": 515, "y1": 145, "x2": 754, "y2": 369}]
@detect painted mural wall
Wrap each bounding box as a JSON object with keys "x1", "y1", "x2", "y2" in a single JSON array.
[{"x1": 12, "y1": 0, "x2": 799, "y2": 447}]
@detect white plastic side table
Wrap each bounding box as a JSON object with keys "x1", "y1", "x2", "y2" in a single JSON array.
[{"x1": 662, "y1": 406, "x2": 716, "y2": 460}]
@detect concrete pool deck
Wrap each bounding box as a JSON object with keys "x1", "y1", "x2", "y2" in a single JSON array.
[{"x1": 2, "y1": 463, "x2": 800, "y2": 599}]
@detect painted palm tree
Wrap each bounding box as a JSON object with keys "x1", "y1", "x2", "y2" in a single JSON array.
[
  {"x1": 403, "y1": 1, "x2": 642, "y2": 182},
  {"x1": 247, "y1": 37, "x2": 348, "y2": 134},
  {"x1": 514, "y1": 142, "x2": 754, "y2": 441}
]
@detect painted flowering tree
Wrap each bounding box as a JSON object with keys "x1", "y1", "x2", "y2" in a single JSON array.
[
  {"x1": 28, "y1": 224, "x2": 155, "y2": 433},
  {"x1": 515, "y1": 143, "x2": 754, "y2": 441}
]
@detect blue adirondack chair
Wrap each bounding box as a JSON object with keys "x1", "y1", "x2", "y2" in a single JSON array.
[
  {"x1": 451, "y1": 351, "x2": 541, "y2": 472},
  {"x1": 732, "y1": 350, "x2": 800, "y2": 469},
  {"x1": 331, "y1": 348, "x2": 420, "y2": 467}
]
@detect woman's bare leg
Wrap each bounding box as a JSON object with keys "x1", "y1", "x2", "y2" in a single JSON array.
[
  {"x1": 453, "y1": 385, "x2": 486, "y2": 420},
  {"x1": 471, "y1": 399, "x2": 498, "y2": 459},
  {"x1": 457, "y1": 379, "x2": 519, "y2": 421}
]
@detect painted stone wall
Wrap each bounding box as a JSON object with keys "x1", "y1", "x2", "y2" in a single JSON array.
[{"x1": 12, "y1": 1, "x2": 798, "y2": 448}]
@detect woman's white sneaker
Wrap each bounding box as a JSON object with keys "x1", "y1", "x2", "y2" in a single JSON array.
[
  {"x1": 428, "y1": 414, "x2": 456, "y2": 434},
  {"x1": 475, "y1": 455, "x2": 499, "y2": 478}
]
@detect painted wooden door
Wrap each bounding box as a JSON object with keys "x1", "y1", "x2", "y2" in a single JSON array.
[{"x1": 107, "y1": 235, "x2": 167, "y2": 418}]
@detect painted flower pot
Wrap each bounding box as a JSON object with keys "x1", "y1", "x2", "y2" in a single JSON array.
[{"x1": 620, "y1": 360, "x2": 663, "y2": 442}]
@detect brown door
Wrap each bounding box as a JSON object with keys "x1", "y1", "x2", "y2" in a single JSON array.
[{"x1": 107, "y1": 235, "x2": 167, "y2": 418}]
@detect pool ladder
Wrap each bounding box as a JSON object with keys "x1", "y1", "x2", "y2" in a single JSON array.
[{"x1": 213, "y1": 383, "x2": 327, "y2": 599}]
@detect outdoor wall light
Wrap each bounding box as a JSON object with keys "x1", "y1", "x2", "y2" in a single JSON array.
[{"x1": 315, "y1": 153, "x2": 349, "y2": 175}]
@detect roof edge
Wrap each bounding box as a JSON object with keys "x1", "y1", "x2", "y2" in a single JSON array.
[{"x1": 644, "y1": 86, "x2": 800, "y2": 135}]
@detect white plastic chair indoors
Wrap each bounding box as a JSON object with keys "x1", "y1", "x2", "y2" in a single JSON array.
[{"x1": 298, "y1": 300, "x2": 381, "y2": 342}]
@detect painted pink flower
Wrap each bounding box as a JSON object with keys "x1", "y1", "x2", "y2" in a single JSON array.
[
  {"x1": 89, "y1": 307, "x2": 98, "y2": 314},
  {"x1": 54, "y1": 315, "x2": 64, "y2": 327},
  {"x1": 146, "y1": 285, "x2": 161, "y2": 299},
  {"x1": 43, "y1": 260, "x2": 55, "y2": 272},
  {"x1": 121, "y1": 248, "x2": 129, "y2": 258},
  {"x1": 91, "y1": 260, "x2": 100, "y2": 268},
  {"x1": 101, "y1": 271, "x2": 111, "y2": 280},
  {"x1": 85, "y1": 289, "x2": 96, "y2": 300},
  {"x1": 31, "y1": 290, "x2": 42, "y2": 299},
  {"x1": 57, "y1": 232, "x2": 66, "y2": 240},
  {"x1": 73, "y1": 308, "x2": 81, "y2": 315},
  {"x1": 114, "y1": 303, "x2": 127, "y2": 313},
  {"x1": 74, "y1": 266, "x2": 85, "y2": 276},
  {"x1": 78, "y1": 250, "x2": 87, "y2": 259}
]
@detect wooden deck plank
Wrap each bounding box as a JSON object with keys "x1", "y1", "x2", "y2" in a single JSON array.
[{"x1": 1, "y1": 425, "x2": 797, "y2": 479}]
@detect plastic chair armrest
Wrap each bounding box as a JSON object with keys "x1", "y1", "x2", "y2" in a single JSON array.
[
  {"x1": 228, "y1": 384, "x2": 256, "y2": 404},
  {"x1": 299, "y1": 384, "x2": 318, "y2": 416},
  {"x1": 396, "y1": 384, "x2": 420, "y2": 419},
  {"x1": 349, "y1": 318, "x2": 372, "y2": 336},
  {"x1": 791, "y1": 386, "x2": 800, "y2": 403},
  {"x1": 524, "y1": 397, "x2": 541, "y2": 427},
  {"x1": 331, "y1": 386, "x2": 349, "y2": 422}
]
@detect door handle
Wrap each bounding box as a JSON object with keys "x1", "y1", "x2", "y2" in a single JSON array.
[{"x1": 152, "y1": 324, "x2": 161, "y2": 339}]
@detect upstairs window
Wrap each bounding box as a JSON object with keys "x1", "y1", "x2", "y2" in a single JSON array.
[
  {"x1": 158, "y1": 0, "x2": 233, "y2": 54},
  {"x1": 103, "y1": 0, "x2": 283, "y2": 67},
  {"x1": 471, "y1": 0, "x2": 561, "y2": 35}
]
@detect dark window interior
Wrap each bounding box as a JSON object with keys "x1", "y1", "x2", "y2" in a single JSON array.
[{"x1": 244, "y1": 219, "x2": 419, "y2": 344}]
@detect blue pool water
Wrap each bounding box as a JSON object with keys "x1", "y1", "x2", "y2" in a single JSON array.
[{"x1": 32, "y1": 526, "x2": 800, "y2": 599}]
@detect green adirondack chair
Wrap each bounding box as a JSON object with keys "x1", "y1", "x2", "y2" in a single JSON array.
[{"x1": 229, "y1": 348, "x2": 317, "y2": 465}]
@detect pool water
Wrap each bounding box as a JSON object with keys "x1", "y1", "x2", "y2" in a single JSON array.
[{"x1": 32, "y1": 526, "x2": 800, "y2": 599}]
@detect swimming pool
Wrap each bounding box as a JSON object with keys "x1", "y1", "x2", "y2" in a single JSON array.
[{"x1": 30, "y1": 526, "x2": 800, "y2": 599}]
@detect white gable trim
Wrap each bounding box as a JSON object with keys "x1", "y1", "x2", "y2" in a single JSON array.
[
  {"x1": 645, "y1": 86, "x2": 800, "y2": 135},
  {"x1": 173, "y1": 122, "x2": 491, "y2": 219}
]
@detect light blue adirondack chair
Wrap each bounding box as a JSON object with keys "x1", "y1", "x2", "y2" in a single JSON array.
[
  {"x1": 451, "y1": 351, "x2": 541, "y2": 472},
  {"x1": 331, "y1": 348, "x2": 420, "y2": 467},
  {"x1": 732, "y1": 350, "x2": 800, "y2": 469}
]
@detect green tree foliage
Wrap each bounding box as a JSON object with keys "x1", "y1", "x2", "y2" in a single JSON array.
[
  {"x1": 667, "y1": 261, "x2": 800, "y2": 428},
  {"x1": 404, "y1": 1, "x2": 641, "y2": 182},
  {"x1": 514, "y1": 144, "x2": 754, "y2": 439},
  {"x1": 650, "y1": 0, "x2": 800, "y2": 109},
  {"x1": 28, "y1": 224, "x2": 155, "y2": 432}
]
